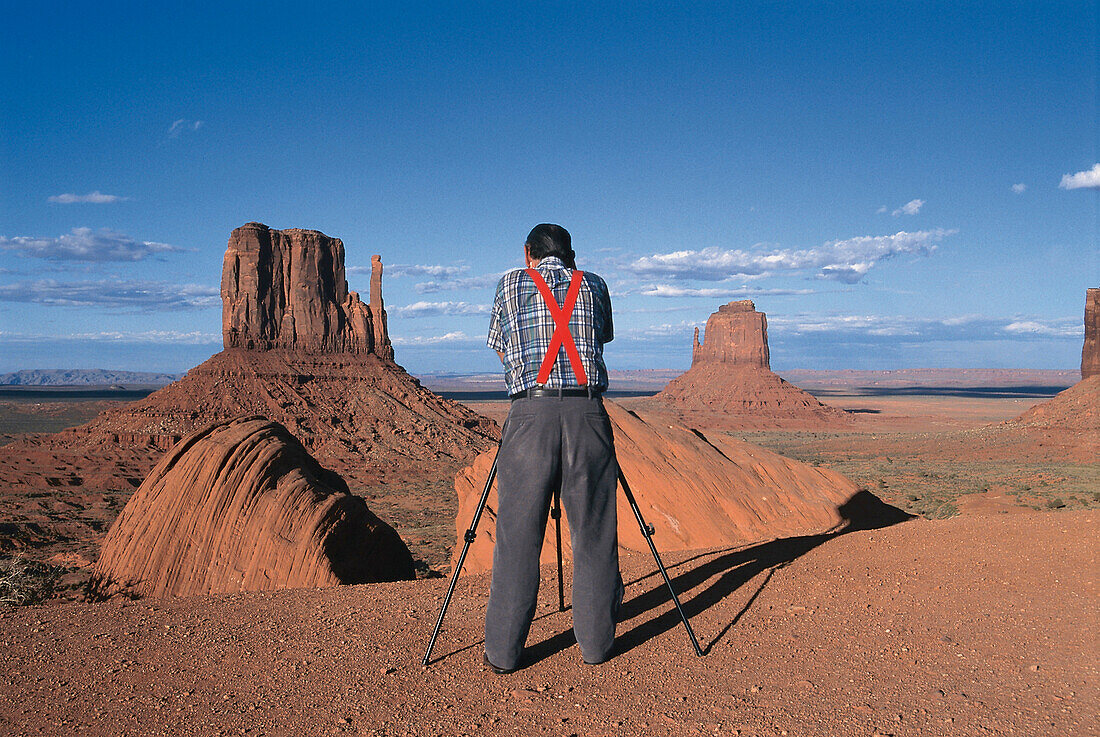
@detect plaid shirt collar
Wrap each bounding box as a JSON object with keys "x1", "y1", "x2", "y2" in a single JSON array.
[{"x1": 533, "y1": 256, "x2": 568, "y2": 270}]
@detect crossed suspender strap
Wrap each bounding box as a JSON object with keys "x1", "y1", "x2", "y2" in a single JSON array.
[{"x1": 525, "y1": 268, "x2": 589, "y2": 386}]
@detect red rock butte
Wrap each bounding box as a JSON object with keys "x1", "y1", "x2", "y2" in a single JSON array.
[
  {"x1": 452, "y1": 401, "x2": 861, "y2": 574},
  {"x1": 1082, "y1": 287, "x2": 1099, "y2": 380},
  {"x1": 222, "y1": 223, "x2": 393, "y2": 357},
  {"x1": 45, "y1": 222, "x2": 497, "y2": 479},
  {"x1": 91, "y1": 417, "x2": 415, "y2": 598},
  {"x1": 657, "y1": 301, "x2": 850, "y2": 428}
]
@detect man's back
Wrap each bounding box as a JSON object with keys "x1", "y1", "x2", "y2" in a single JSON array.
[{"x1": 487, "y1": 255, "x2": 613, "y2": 395}]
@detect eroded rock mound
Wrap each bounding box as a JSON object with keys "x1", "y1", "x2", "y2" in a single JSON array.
[
  {"x1": 452, "y1": 401, "x2": 860, "y2": 574},
  {"x1": 222, "y1": 223, "x2": 393, "y2": 358},
  {"x1": 657, "y1": 301, "x2": 849, "y2": 428},
  {"x1": 91, "y1": 417, "x2": 415, "y2": 598},
  {"x1": 1083, "y1": 288, "x2": 1099, "y2": 380}
]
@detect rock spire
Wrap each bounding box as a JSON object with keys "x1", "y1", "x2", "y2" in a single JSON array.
[{"x1": 1083, "y1": 288, "x2": 1099, "y2": 380}]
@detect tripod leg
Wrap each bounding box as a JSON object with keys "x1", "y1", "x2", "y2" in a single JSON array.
[
  {"x1": 617, "y1": 468, "x2": 704, "y2": 657},
  {"x1": 551, "y1": 488, "x2": 565, "y2": 612},
  {"x1": 422, "y1": 450, "x2": 500, "y2": 666}
]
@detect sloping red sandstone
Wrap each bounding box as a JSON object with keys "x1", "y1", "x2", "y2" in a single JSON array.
[
  {"x1": 451, "y1": 401, "x2": 859, "y2": 574},
  {"x1": 1083, "y1": 288, "x2": 1099, "y2": 380},
  {"x1": 58, "y1": 348, "x2": 495, "y2": 478},
  {"x1": 657, "y1": 301, "x2": 849, "y2": 428},
  {"x1": 91, "y1": 417, "x2": 414, "y2": 598}
]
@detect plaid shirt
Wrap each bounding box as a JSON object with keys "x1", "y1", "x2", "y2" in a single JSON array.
[{"x1": 487, "y1": 256, "x2": 613, "y2": 395}]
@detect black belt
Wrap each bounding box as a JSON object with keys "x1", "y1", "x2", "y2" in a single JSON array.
[{"x1": 510, "y1": 386, "x2": 603, "y2": 401}]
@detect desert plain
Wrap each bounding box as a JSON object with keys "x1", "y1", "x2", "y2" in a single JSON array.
[{"x1": 1, "y1": 367, "x2": 1096, "y2": 736}]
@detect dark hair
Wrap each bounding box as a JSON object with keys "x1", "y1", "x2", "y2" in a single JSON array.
[{"x1": 525, "y1": 224, "x2": 576, "y2": 268}]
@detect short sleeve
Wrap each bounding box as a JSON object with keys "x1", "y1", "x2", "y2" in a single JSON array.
[
  {"x1": 486, "y1": 276, "x2": 506, "y2": 351},
  {"x1": 599, "y1": 277, "x2": 613, "y2": 343}
]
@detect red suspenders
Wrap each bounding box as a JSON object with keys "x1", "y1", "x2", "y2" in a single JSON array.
[{"x1": 525, "y1": 268, "x2": 589, "y2": 386}]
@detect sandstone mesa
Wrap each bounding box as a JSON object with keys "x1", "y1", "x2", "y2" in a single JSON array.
[{"x1": 41, "y1": 222, "x2": 497, "y2": 477}]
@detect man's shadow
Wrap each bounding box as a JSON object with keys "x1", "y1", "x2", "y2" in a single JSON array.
[{"x1": 524, "y1": 490, "x2": 913, "y2": 663}]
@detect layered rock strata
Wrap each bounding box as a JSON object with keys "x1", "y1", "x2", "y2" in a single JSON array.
[
  {"x1": 657, "y1": 301, "x2": 850, "y2": 428},
  {"x1": 91, "y1": 417, "x2": 415, "y2": 598},
  {"x1": 452, "y1": 401, "x2": 859, "y2": 574},
  {"x1": 1083, "y1": 288, "x2": 1099, "y2": 380}
]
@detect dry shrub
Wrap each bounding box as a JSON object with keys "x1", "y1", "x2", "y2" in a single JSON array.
[{"x1": 0, "y1": 555, "x2": 60, "y2": 605}]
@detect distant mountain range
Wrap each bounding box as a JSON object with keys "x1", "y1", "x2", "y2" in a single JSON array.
[{"x1": 0, "y1": 369, "x2": 181, "y2": 386}]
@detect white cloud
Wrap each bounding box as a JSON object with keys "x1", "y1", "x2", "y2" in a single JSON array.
[
  {"x1": 390, "y1": 331, "x2": 473, "y2": 346},
  {"x1": 48, "y1": 191, "x2": 127, "y2": 204},
  {"x1": 876, "y1": 205, "x2": 887, "y2": 214},
  {"x1": 386, "y1": 263, "x2": 471, "y2": 278},
  {"x1": 622, "y1": 321, "x2": 702, "y2": 340},
  {"x1": 635, "y1": 284, "x2": 815, "y2": 298},
  {"x1": 414, "y1": 273, "x2": 503, "y2": 293},
  {"x1": 1011, "y1": 183, "x2": 1027, "y2": 194},
  {"x1": 0, "y1": 278, "x2": 218, "y2": 311},
  {"x1": 168, "y1": 119, "x2": 204, "y2": 138},
  {"x1": 891, "y1": 199, "x2": 924, "y2": 216},
  {"x1": 1059, "y1": 163, "x2": 1100, "y2": 190},
  {"x1": 1003, "y1": 320, "x2": 1080, "y2": 337},
  {"x1": 630, "y1": 229, "x2": 953, "y2": 284},
  {"x1": 391, "y1": 301, "x2": 491, "y2": 318},
  {"x1": 0, "y1": 329, "x2": 219, "y2": 344},
  {"x1": 0, "y1": 227, "x2": 184, "y2": 262},
  {"x1": 764, "y1": 313, "x2": 1080, "y2": 342}
]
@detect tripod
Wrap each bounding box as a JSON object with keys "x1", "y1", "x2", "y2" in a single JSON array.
[{"x1": 422, "y1": 445, "x2": 704, "y2": 666}]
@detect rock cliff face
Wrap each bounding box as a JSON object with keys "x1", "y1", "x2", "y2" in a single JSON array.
[
  {"x1": 658, "y1": 301, "x2": 849, "y2": 428},
  {"x1": 90, "y1": 417, "x2": 415, "y2": 598},
  {"x1": 691, "y1": 300, "x2": 770, "y2": 369},
  {"x1": 1083, "y1": 288, "x2": 1099, "y2": 380},
  {"x1": 222, "y1": 223, "x2": 392, "y2": 358},
  {"x1": 452, "y1": 401, "x2": 859, "y2": 574}
]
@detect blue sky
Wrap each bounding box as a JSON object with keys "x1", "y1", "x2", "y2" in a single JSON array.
[{"x1": 1, "y1": 1, "x2": 1096, "y2": 376}]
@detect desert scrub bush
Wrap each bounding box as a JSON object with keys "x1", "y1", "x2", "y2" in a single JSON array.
[
  {"x1": 927, "y1": 502, "x2": 959, "y2": 520},
  {"x1": 0, "y1": 555, "x2": 60, "y2": 605}
]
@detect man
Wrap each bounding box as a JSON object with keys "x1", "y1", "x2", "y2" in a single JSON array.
[{"x1": 483, "y1": 223, "x2": 623, "y2": 673}]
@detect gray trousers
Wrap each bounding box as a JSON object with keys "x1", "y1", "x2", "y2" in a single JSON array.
[{"x1": 484, "y1": 395, "x2": 623, "y2": 669}]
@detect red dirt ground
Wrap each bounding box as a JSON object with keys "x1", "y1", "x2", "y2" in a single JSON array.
[{"x1": 1, "y1": 510, "x2": 1094, "y2": 736}]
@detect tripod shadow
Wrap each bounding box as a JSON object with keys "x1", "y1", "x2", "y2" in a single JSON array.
[{"x1": 524, "y1": 490, "x2": 912, "y2": 664}]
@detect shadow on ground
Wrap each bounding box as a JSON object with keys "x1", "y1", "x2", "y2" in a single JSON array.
[{"x1": 525, "y1": 490, "x2": 913, "y2": 664}]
